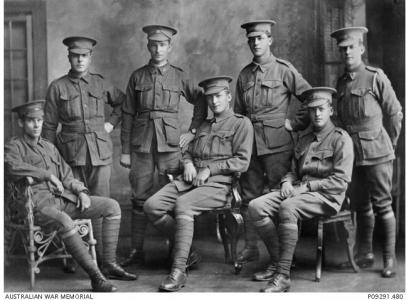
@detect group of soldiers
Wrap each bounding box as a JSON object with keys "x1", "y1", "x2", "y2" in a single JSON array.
[{"x1": 4, "y1": 19, "x2": 402, "y2": 293}]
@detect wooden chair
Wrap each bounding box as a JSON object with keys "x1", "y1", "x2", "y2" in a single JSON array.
[
  {"x1": 166, "y1": 172, "x2": 244, "y2": 274},
  {"x1": 314, "y1": 197, "x2": 360, "y2": 282},
  {"x1": 4, "y1": 177, "x2": 97, "y2": 290}
]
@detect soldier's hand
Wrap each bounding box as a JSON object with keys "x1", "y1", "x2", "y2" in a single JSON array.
[
  {"x1": 180, "y1": 132, "x2": 195, "y2": 149},
  {"x1": 77, "y1": 192, "x2": 91, "y2": 212},
  {"x1": 290, "y1": 183, "x2": 309, "y2": 197},
  {"x1": 104, "y1": 122, "x2": 114, "y2": 133},
  {"x1": 49, "y1": 174, "x2": 64, "y2": 195},
  {"x1": 183, "y1": 162, "x2": 197, "y2": 183},
  {"x1": 280, "y1": 182, "x2": 294, "y2": 199},
  {"x1": 193, "y1": 167, "x2": 210, "y2": 187},
  {"x1": 120, "y1": 154, "x2": 131, "y2": 169},
  {"x1": 285, "y1": 119, "x2": 293, "y2": 132}
]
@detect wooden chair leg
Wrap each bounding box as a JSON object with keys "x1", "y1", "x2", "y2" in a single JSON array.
[
  {"x1": 315, "y1": 220, "x2": 323, "y2": 282},
  {"x1": 342, "y1": 218, "x2": 360, "y2": 273},
  {"x1": 218, "y1": 214, "x2": 231, "y2": 264}
]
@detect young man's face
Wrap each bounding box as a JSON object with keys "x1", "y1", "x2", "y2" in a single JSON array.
[
  {"x1": 339, "y1": 42, "x2": 364, "y2": 70},
  {"x1": 248, "y1": 33, "x2": 272, "y2": 58},
  {"x1": 206, "y1": 90, "x2": 231, "y2": 115},
  {"x1": 68, "y1": 52, "x2": 92, "y2": 74},
  {"x1": 148, "y1": 40, "x2": 172, "y2": 65},
  {"x1": 308, "y1": 102, "x2": 333, "y2": 130},
  {"x1": 19, "y1": 116, "x2": 43, "y2": 139}
]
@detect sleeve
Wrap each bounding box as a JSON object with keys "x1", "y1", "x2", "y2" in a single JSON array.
[
  {"x1": 42, "y1": 83, "x2": 60, "y2": 144},
  {"x1": 182, "y1": 76, "x2": 207, "y2": 130},
  {"x1": 207, "y1": 118, "x2": 254, "y2": 175},
  {"x1": 105, "y1": 80, "x2": 126, "y2": 127},
  {"x1": 55, "y1": 146, "x2": 88, "y2": 194},
  {"x1": 233, "y1": 75, "x2": 247, "y2": 115},
  {"x1": 284, "y1": 65, "x2": 312, "y2": 131},
  {"x1": 307, "y1": 134, "x2": 354, "y2": 194},
  {"x1": 374, "y1": 71, "x2": 403, "y2": 147},
  {"x1": 280, "y1": 157, "x2": 299, "y2": 185},
  {"x1": 121, "y1": 73, "x2": 137, "y2": 154},
  {"x1": 4, "y1": 142, "x2": 52, "y2": 182}
]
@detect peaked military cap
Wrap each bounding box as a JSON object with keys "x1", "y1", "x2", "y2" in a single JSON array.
[
  {"x1": 142, "y1": 25, "x2": 177, "y2": 41},
  {"x1": 198, "y1": 76, "x2": 233, "y2": 95},
  {"x1": 241, "y1": 20, "x2": 276, "y2": 37},
  {"x1": 330, "y1": 26, "x2": 368, "y2": 47},
  {"x1": 63, "y1": 36, "x2": 97, "y2": 54},
  {"x1": 302, "y1": 87, "x2": 336, "y2": 108},
  {"x1": 12, "y1": 100, "x2": 46, "y2": 118}
]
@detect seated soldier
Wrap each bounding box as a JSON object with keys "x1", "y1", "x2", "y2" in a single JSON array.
[
  {"x1": 144, "y1": 76, "x2": 254, "y2": 292},
  {"x1": 4, "y1": 100, "x2": 137, "y2": 292},
  {"x1": 248, "y1": 87, "x2": 354, "y2": 292}
]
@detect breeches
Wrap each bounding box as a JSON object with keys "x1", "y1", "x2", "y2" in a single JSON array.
[
  {"x1": 34, "y1": 196, "x2": 121, "y2": 233},
  {"x1": 144, "y1": 181, "x2": 230, "y2": 221},
  {"x1": 72, "y1": 164, "x2": 111, "y2": 197},
  {"x1": 248, "y1": 191, "x2": 336, "y2": 225}
]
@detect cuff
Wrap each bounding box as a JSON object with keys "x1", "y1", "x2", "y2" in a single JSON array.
[
  {"x1": 308, "y1": 180, "x2": 320, "y2": 192},
  {"x1": 207, "y1": 163, "x2": 220, "y2": 176},
  {"x1": 109, "y1": 116, "x2": 120, "y2": 127}
]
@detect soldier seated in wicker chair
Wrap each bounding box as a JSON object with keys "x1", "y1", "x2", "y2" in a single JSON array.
[{"x1": 4, "y1": 100, "x2": 137, "y2": 292}]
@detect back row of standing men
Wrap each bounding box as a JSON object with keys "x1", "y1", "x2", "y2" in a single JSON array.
[{"x1": 39, "y1": 19, "x2": 402, "y2": 291}]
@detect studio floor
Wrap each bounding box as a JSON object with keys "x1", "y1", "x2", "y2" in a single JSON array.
[{"x1": 4, "y1": 233, "x2": 405, "y2": 293}]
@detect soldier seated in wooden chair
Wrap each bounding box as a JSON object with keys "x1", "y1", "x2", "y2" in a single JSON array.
[
  {"x1": 4, "y1": 100, "x2": 137, "y2": 292},
  {"x1": 248, "y1": 87, "x2": 355, "y2": 292},
  {"x1": 143, "y1": 76, "x2": 254, "y2": 292}
]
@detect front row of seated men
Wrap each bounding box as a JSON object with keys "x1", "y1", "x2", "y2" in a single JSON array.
[{"x1": 6, "y1": 75, "x2": 358, "y2": 292}]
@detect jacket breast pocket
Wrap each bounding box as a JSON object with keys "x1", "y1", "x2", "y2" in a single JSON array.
[
  {"x1": 192, "y1": 131, "x2": 208, "y2": 155},
  {"x1": 88, "y1": 90, "x2": 104, "y2": 117},
  {"x1": 162, "y1": 84, "x2": 181, "y2": 109},
  {"x1": 131, "y1": 119, "x2": 148, "y2": 147},
  {"x1": 95, "y1": 131, "x2": 113, "y2": 160},
  {"x1": 261, "y1": 80, "x2": 283, "y2": 107},
  {"x1": 263, "y1": 119, "x2": 292, "y2": 149},
  {"x1": 351, "y1": 88, "x2": 380, "y2": 119},
  {"x1": 163, "y1": 118, "x2": 180, "y2": 146},
  {"x1": 212, "y1": 130, "x2": 234, "y2": 156},
  {"x1": 135, "y1": 84, "x2": 153, "y2": 109},
  {"x1": 357, "y1": 128, "x2": 393, "y2": 160},
  {"x1": 60, "y1": 92, "x2": 81, "y2": 119},
  {"x1": 311, "y1": 149, "x2": 334, "y2": 176}
]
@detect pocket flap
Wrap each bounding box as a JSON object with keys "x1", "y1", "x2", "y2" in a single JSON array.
[
  {"x1": 58, "y1": 133, "x2": 76, "y2": 143},
  {"x1": 133, "y1": 119, "x2": 147, "y2": 128},
  {"x1": 213, "y1": 130, "x2": 234, "y2": 139},
  {"x1": 312, "y1": 150, "x2": 334, "y2": 160},
  {"x1": 50, "y1": 155, "x2": 60, "y2": 165},
  {"x1": 262, "y1": 80, "x2": 282, "y2": 89},
  {"x1": 60, "y1": 92, "x2": 70, "y2": 101},
  {"x1": 242, "y1": 81, "x2": 255, "y2": 91},
  {"x1": 162, "y1": 84, "x2": 181, "y2": 92},
  {"x1": 135, "y1": 84, "x2": 153, "y2": 92},
  {"x1": 95, "y1": 131, "x2": 110, "y2": 142},
  {"x1": 263, "y1": 119, "x2": 285, "y2": 128},
  {"x1": 359, "y1": 128, "x2": 381, "y2": 141},
  {"x1": 163, "y1": 118, "x2": 178, "y2": 129},
  {"x1": 88, "y1": 90, "x2": 103, "y2": 99},
  {"x1": 351, "y1": 88, "x2": 369, "y2": 97}
]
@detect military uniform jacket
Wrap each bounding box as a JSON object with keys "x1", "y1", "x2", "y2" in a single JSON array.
[
  {"x1": 234, "y1": 55, "x2": 311, "y2": 156},
  {"x1": 175, "y1": 109, "x2": 253, "y2": 190},
  {"x1": 5, "y1": 136, "x2": 88, "y2": 209},
  {"x1": 281, "y1": 122, "x2": 354, "y2": 212},
  {"x1": 121, "y1": 61, "x2": 207, "y2": 154},
  {"x1": 43, "y1": 71, "x2": 125, "y2": 166},
  {"x1": 335, "y1": 63, "x2": 403, "y2": 166}
]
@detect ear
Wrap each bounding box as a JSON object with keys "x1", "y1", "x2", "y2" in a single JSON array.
[
  {"x1": 17, "y1": 118, "x2": 24, "y2": 128},
  {"x1": 227, "y1": 93, "x2": 232, "y2": 103},
  {"x1": 360, "y1": 44, "x2": 365, "y2": 55},
  {"x1": 269, "y1": 36, "x2": 273, "y2": 47}
]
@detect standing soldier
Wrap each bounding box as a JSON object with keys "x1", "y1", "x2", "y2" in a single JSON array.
[
  {"x1": 43, "y1": 36, "x2": 125, "y2": 267},
  {"x1": 331, "y1": 27, "x2": 403, "y2": 278},
  {"x1": 120, "y1": 25, "x2": 207, "y2": 266},
  {"x1": 234, "y1": 20, "x2": 311, "y2": 264}
]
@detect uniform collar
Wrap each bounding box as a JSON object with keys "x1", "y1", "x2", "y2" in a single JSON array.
[
  {"x1": 251, "y1": 54, "x2": 275, "y2": 73},
  {"x1": 23, "y1": 134, "x2": 44, "y2": 147},
  {"x1": 148, "y1": 60, "x2": 170, "y2": 75},
  {"x1": 344, "y1": 62, "x2": 364, "y2": 81},
  {"x1": 313, "y1": 120, "x2": 335, "y2": 141},
  {"x1": 210, "y1": 108, "x2": 234, "y2": 123},
  {"x1": 68, "y1": 70, "x2": 91, "y2": 84}
]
